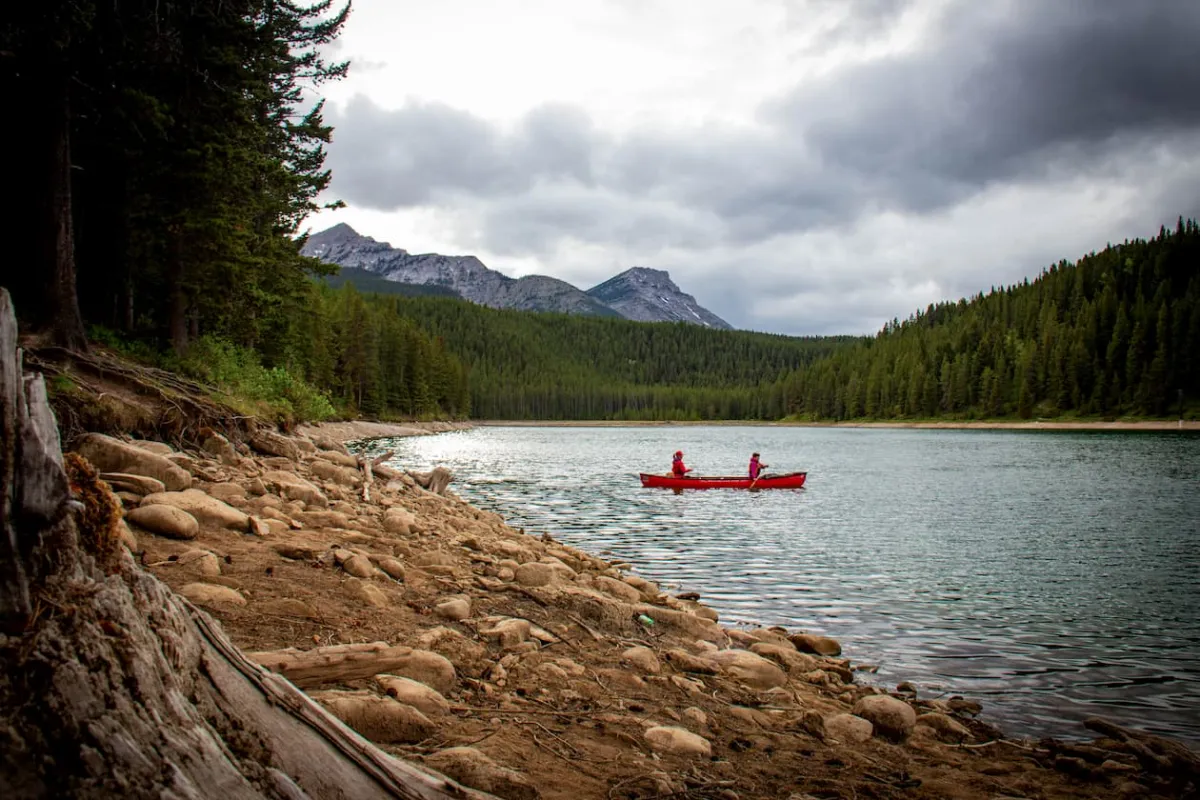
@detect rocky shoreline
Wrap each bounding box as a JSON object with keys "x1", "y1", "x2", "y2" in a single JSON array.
[{"x1": 79, "y1": 425, "x2": 1198, "y2": 799}]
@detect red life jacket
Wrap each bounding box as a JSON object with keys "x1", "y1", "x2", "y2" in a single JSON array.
[{"x1": 672, "y1": 456, "x2": 688, "y2": 477}]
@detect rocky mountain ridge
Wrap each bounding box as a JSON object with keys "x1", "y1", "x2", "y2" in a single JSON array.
[{"x1": 302, "y1": 223, "x2": 731, "y2": 327}]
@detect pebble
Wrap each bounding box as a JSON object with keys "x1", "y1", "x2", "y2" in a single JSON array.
[{"x1": 644, "y1": 725, "x2": 712, "y2": 757}]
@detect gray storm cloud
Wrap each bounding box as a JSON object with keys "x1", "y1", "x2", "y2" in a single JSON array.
[{"x1": 322, "y1": 0, "x2": 1200, "y2": 334}]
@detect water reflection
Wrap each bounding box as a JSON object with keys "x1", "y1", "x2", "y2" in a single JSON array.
[{"x1": 358, "y1": 426, "x2": 1200, "y2": 744}]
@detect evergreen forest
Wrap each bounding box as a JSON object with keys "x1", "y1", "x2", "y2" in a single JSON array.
[
  {"x1": 5, "y1": 3, "x2": 1197, "y2": 425},
  {"x1": 781, "y1": 221, "x2": 1200, "y2": 421}
]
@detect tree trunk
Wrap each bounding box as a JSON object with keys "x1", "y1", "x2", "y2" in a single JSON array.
[
  {"x1": 168, "y1": 231, "x2": 189, "y2": 355},
  {"x1": 0, "y1": 287, "x2": 493, "y2": 799},
  {"x1": 46, "y1": 74, "x2": 89, "y2": 352}
]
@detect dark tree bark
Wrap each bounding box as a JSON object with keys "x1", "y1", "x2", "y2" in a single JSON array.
[
  {"x1": 45, "y1": 73, "x2": 89, "y2": 352},
  {"x1": 0, "y1": 287, "x2": 493, "y2": 799}
]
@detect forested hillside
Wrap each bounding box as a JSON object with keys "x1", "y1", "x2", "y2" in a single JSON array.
[
  {"x1": 372, "y1": 296, "x2": 857, "y2": 419},
  {"x1": 4, "y1": 2, "x2": 464, "y2": 421},
  {"x1": 782, "y1": 220, "x2": 1200, "y2": 420}
]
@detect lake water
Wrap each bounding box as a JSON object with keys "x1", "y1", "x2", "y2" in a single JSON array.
[{"x1": 364, "y1": 425, "x2": 1200, "y2": 744}]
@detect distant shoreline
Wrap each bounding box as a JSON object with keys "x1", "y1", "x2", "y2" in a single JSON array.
[{"x1": 474, "y1": 419, "x2": 1200, "y2": 431}]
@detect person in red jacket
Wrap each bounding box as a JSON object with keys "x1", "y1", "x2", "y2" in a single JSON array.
[
  {"x1": 748, "y1": 452, "x2": 768, "y2": 480},
  {"x1": 671, "y1": 450, "x2": 692, "y2": 478}
]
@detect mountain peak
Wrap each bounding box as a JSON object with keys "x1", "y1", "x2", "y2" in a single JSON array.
[{"x1": 587, "y1": 268, "x2": 731, "y2": 329}]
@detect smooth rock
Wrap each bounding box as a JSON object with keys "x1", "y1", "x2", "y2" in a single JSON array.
[
  {"x1": 436, "y1": 598, "x2": 471, "y2": 621},
  {"x1": 514, "y1": 561, "x2": 570, "y2": 587},
  {"x1": 262, "y1": 470, "x2": 327, "y2": 508},
  {"x1": 378, "y1": 558, "x2": 406, "y2": 580},
  {"x1": 75, "y1": 433, "x2": 192, "y2": 491},
  {"x1": 126, "y1": 504, "x2": 199, "y2": 540},
  {"x1": 130, "y1": 439, "x2": 174, "y2": 455},
  {"x1": 200, "y1": 432, "x2": 239, "y2": 465},
  {"x1": 915, "y1": 712, "x2": 972, "y2": 743},
  {"x1": 621, "y1": 646, "x2": 661, "y2": 673},
  {"x1": 852, "y1": 695, "x2": 917, "y2": 740},
  {"x1": 294, "y1": 510, "x2": 350, "y2": 529},
  {"x1": 100, "y1": 472, "x2": 166, "y2": 496},
  {"x1": 181, "y1": 582, "x2": 246, "y2": 607},
  {"x1": 208, "y1": 482, "x2": 247, "y2": 503},
  {"x1": 709, "y1": 649, "x2": 788, "y2": 690},
  {"x1": 310, "y1": 460, "x2": 360, "y2": 487},
  {"x1": 309, "y1": 434, "x2": 350, "y2": 455},
  {"x1": 790, "y1": 633, "x2": 842, "y2": 657},
  {"x1": 825, "y1": 713, "x2": 873, "y2": 744},
  {"x1": 140, "y1": 489, "x2": 249, "y2": 530},
  {"x1": 594, "y1": 575, "x2": 643, "y2": 602},
  {"x1": 749, "y1": 642, "x2": 820, "y2": 673},
  {"x1": 311, "y1": 690, "x2": 435, "y2": 744},
  {"x1": 664, "y1": 649, "x2": 719, "y2": 675},
  {"x1": 344, "y1": 577, "x2": 388, "y2": 607},
  {"x1": 682, "y1": 707, "x2": 708, "y2": 728},
  {"x1": 481, "y1": 618, "x2": 531, "y2": 649},
  {"x1": 386, "y1": 649, "x2": 457, "y2": 694},
  {"x1": 178, "y1": 549, "x2": 221, "y2": 576},
  {"x1": 375, "y1": 675, "x2": 451, "y2": 716},
  {"x1": 342, "y1": 554, "x2": 375, "y2": 578},
  {"x1": 644, "y1": 726, "x2": 712, "y2": 757},
  {"x1": 423, "y1": 747, "x2": 539, "y2": 800}
]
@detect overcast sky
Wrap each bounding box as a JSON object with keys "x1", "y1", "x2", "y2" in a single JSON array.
[{"x1": 307, "y1": 0, "x2": 1200, "y2": 335}]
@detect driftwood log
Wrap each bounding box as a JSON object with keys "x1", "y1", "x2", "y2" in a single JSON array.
[
  {"x1": 0, "y1": 289, "x2": 493, "y2": 799},
  {"x1": 407, "y1": 467, "x2": 454, "y2": 496}
]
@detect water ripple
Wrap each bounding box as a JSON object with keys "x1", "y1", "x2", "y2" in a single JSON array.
[{"x1": 360, "y1": 425, "x2": 1200, "y2": 744}]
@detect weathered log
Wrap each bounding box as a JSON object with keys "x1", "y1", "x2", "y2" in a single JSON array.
[
  {"x1": 250, "y1": 642, "x2": 429, "y2": 689},
  {"x1": 407, "y1": 466, "x2": 453, "y2": 495},
  {"x1": 0, "y1": 288, "x2": 494, "y2": 799}
]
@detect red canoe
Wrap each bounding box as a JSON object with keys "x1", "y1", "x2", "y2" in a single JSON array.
[{"x1": 639, "y1": 472, "x2": 807, "y2": 490}]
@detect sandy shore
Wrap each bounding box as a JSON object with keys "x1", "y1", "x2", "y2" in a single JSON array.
[
  {"x1": 475, "y1": 419, "x2": 1200, "y2": 431},
  {"x1": 104, "y1": 425, "x2": 1196, "y2": 798}
]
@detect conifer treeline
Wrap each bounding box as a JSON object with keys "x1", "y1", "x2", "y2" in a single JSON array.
[
  {"x1": 782, "y1": 220, "x2": 1200, "y2": 420},
  {"x1": 361, "y1": 297, "x2": 857, "y2": 419},
  {"x1": 4, "y1": 1, "x2": 467, "y2": 420}
]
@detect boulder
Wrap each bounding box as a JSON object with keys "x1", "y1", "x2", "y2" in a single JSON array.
[
  {"x1": 383, "y1": 508, "x2": 417, "y2": 536},
  {"x1": 375, "y1": 675, "x2": 451, "y2": 716},
  {"x1": 342, "y1": 554, "x2": 375, "y2": 578},
  {"x1": 852, "y1": 695, "x2": 917, "y2": 740},
  {"x1": 593, "y1": 575, "x2": 643, "y2": 602},
  {"x1": 293, "y1": 510, "x2": 350, "y2": 529},
  {"x1": 310, "y1": 460, "x2": 360, "y2": 487},
  {"x1": 514, "y1": 561, "x2": 568, "y2": 587},
  {"x1": 180, "y1": 582, "x2": 246, "y2": 607},
  {"x1": 310, "y1": 690, "x2": 435, "y2": 744},
  {"x1": 249, "y1": 429, "x2": 301, "y2": 461},
  {"x1": 825, "y1": 713, "x2": 873, "y2": 744},
  {"x1": 749, "y1": 642, "x2": 820, "y2": 673},
  {"x1": 75, "y1": 433, "x2": 191, "y2": 491},
  {"x1": 621, "y1": 646, "x2": 661, "y2": 673},
  {"x1": 384, "y1": 649, "x2": 457, "y2": 694},
  {"x1": 140, "y1": 489, "x2": 249, "y2": 531},
  {"x1": 378, "y1": 558, "x2": 406, "y2": 580},
  {"x1": 915, "y1": 712, "x2": 972, "y2": 743},
  {"x1": 664, "y1": 649, "x2": 719, "y2": 675},
  {"x1": 261, "y1": 470, "x2": 327, "y2": 507},
  {"x1": 423, "y1": 747, "x2": 539, "y2": 800},
  {"x1": 344, "y1": 578, "x2": 388, "y2": 607},
  {"x1": 177, "y1": 549, "x2": 221, "y2": 576},
  {"x1": 100, "y1": 472, "x2": 166, "y2": 496},
  {"x1": 709, "y1": 649, "x2": 788, "y2": 690},
  {"x1": 435, "y1": 598, "x2": 471, "y2": 621},
  {"x1": 200, "y1": 431, "x2": 239, "y2": 465},
  {"x1": 207, "y1": 482, "x2": 247, "y2": 503},
  {"x1": 790, "y1": 633, "x2": 842, "y2": 657},
  {"x1": 480, "y1": 618, "x2": 531, "y2": 649},
  {"x1": 259, "y1": 598, "x2": 320, "y2": 619},
  {"x1": 644, "y1": 726, "x2": 712, "y2": 757},
  {"x1": 130, "y1": 439, "x2": 174, "y2": 455},
  {"x1": 126, "y1": 504, "x2": 200, "y2": 540}
]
